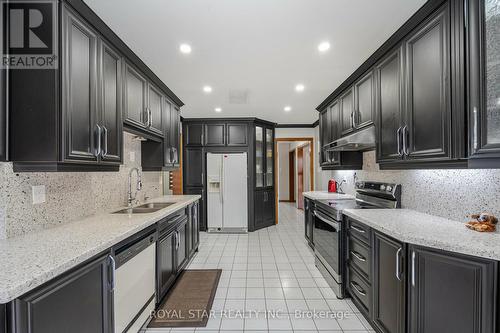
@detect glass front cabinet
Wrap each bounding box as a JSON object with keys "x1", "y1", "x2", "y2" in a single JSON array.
[
  {"x1": 468, "y1": 0, "x2": 500, "y2": 167},
  {"x1": 255, "y1": 124, "x2": 274, "y2": 189}
]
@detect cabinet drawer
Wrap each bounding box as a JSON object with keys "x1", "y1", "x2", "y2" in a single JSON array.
[
  {"x1": 348, "y1": 218, "x2": 370, "y2": 245},
  {"x1": 348, "y1": 265, "x2": 371, "y2": 314},
  {"x1": 348, "y1": 237, "x2": 371, "y2": 280}
]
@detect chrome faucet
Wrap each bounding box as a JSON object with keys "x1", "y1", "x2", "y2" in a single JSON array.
[
  {"x1": 337, "y1": 179, "x2": 346, "y2": 194},
  {"x1": 127, "y1": 167, "x2": 142, "y2": 207}
]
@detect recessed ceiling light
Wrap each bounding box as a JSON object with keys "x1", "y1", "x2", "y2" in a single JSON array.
[
  {"x1": 203, "y1": 86, "x2": 212, "y2": 93},
  {"x1": 215, "y1": 107, "x2": 222, "y2": 112},
  {"x1": 295, "y1": 84, "x2": 305, "y2": 92},
  {"x1": 179, "y1": 43, "x2": 192, "y2": 54},
  {"x1": 318, "y1": 41, "x2": 331, "y2": 52},
  {"x1": 284, "y1": 106, "x2": 292, "y2": 112}
]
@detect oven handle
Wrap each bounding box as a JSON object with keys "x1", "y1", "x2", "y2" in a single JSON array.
[{"x1": 314, "y1": 210, "x2": 341, "y2": 231}]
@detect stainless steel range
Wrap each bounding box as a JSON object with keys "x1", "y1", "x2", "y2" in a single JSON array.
[{"x1": 313, "y1": 181, "x2": 401, "y2": 298}]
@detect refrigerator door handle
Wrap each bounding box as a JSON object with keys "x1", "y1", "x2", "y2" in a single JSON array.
[{"x1": 220, "y1": 156, "x2": 224, "y2": 203}]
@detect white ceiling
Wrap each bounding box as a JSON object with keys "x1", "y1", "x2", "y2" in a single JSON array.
[{"x1": 84, "y1": 0, "x2": 426, "y2": 124}]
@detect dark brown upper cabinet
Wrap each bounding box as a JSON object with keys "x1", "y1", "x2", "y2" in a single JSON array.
[
  {"x1": 62, "y1": 9, "x2": 99, "y2": 164},
  {"x1": 375, "y1": 48, "x2": 404, "y2": 163},
  {"x1": 404, "y1": 6, "x2": 451, "y2": 162},
  {"x1": 99, "y1": 41, "x2": 123, "y2": 164},
  {"x1": 354, "y1": 70, "x2": 375, "y2": 129},
  {"x1": 169, "y1": 105, "x2": 181, "y2": 167},
  {"x1": 227, "y1": 123, "x2": 248, "y2": 146},
  {"x1": 340, "y1": 88, "x2": 355, "y2": 135},
  {"x1": 147, "y1": 84, "x2": 164, "y2": 135},
  {"x1": 467, "y1": 0, "x2": 500, "y2": 168},
  {"x1": 124, "y1": 63, "x2": 147, "y2": 128},
  {"x1": 184, "y1": 123, "x2": 204, "y2": 146},
  {"x1": 204, "y1": 123, "x2": 226, "y2": 146}
]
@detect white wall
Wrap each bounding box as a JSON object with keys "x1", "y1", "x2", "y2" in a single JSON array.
[
  {"x1": 313, "y1": 125, "x2": 500, "y2": 222},
  {"x1": 277, "y1": 142, "x2": 290, "y2": 201}
]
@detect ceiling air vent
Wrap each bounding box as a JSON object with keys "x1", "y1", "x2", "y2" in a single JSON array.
[{"x1": 228, "y1": 89, "x2": 249, "y2": 104}]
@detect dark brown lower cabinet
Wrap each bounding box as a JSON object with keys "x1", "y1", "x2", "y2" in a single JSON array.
[
  {"x1": 12, "y1": 255, "x2": 113, "y2": 333},
  {"x1": 408, "y1": 245, "x2": 497, "y2": 333},
  {"x1": 372, "y1": 232, "x2": 406, "y2": 333},
  {"x1": 254, "y1": 189, "x2": 275, "y2": 231},
  {"x1": 304, "y1": 198, "x2": 314, "y2": 248},
  {"x1": 157, "y1": 229, "x2": 176, "y2": 302},
  {"x1": 176, "y1": 218, "x2": 188, "y2": 271}
]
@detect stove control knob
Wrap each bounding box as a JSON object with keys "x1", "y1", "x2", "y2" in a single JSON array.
[
  {"x1": 380, "y1": 185, "x2": 386, "y2": 191},
  {"x1": 386, "y1": 185, "x2": 392, "y2": 192}
]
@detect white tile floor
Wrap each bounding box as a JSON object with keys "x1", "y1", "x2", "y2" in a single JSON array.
[{"x1": 145, "y1": 202, "x2": 375, "y2": 333}]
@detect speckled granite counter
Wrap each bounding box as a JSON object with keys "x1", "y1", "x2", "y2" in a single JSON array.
[
  {"x1": 303, "y1": 191, "x2": 354, "y2": 200},
  {"x1": 0, "y1": 195, "x2": 200, "y2": 304},
  {"x1": 343, "y1": 209, "x2": 500, "y2": 261}
]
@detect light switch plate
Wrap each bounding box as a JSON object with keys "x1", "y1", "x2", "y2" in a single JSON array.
[
  {"x1": 32, "y1": 185, "x2": 46, "y2": 205},
  {"x1": 129, "y1": 151, "x2": 136, "y2": 162}
]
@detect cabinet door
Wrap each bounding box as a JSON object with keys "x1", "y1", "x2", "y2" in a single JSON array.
[
  {"x1": 227, "y1": 123, "x2": 248, "y2": 146},
  {"x1": 184, "y1": 148, "x2": 204, "y2": 187},
  {"x1": 304, "y1": 198, "x2": 312, "y2": 243},
  {"x1": 147, "y1": 84, "x2": 163, "y2": 135},
  {"x1": 340, "y1": 88, "x2": 354, "y2": 135},
  {"x1": 13, "y1": 255, "x2": 112, "y2": 333},
  {"x1": 163, "y1": 98, "x2": 173, "y2": 165},
  {"x1": 255, "y1": 126, "x2": 265, "y2": 188},
  {"x1": 373, "y1": 232, "x2": 405, "y2": 333},
  {"x1": 355, "y1": 71, "x2": 374, "y2": 129},
  {"x1": 171, "y1": 106, "x2": 181, "y2": 166},
  {"x1": 468, "y1": 0, "x2": 500, "y2": 162},
  {"x1": 176, "y1": 220, "x2": 188, "y2": 270},
  {"x1": 404, "y1": 5, "x2": 451, "y2": 160},
  {"x1": 265, "y1": 128, "x2": 274, "y2": 187},
  {"x1": 185, "y1": 188, "x2": 205, "y2": 231},
  {"x1": 319, "y1": 110, "x2": 331, "y2": 147},
  {"x1": 263, "y1": 190, "x2": 275, "y2": 226},
  {"x1": 254, "y1": 190, "x2": 265, "y2": 230},
  {"x1": 124, "y1": 63, "x2": 147, "y2": 127},
  {"x1": 157, "y1": 231, "x2": 176, "y2": 301},
  {"x1": 185, "y1": 123, "x2": 204, "y2": 146},
  {"x1": 99, "y1": 41, "x2": 122, "y2": 163},
  {"x1": 62, "y1": 8, "x2": 98, "y2": 163},
  {"x1": 409, "y1": 246, "x2": 496, "y2": 333},
  {"x1": 204, "y1": 123, "x2": 225, "y2": 146},
  {"x1": 376, "y1": 48, "x2": 404, "y2": 162},
  {"x1": 329, "y1": 101, "x2": 340, "y2": 141}
]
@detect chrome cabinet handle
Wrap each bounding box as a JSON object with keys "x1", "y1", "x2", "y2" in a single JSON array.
[
  {"x1": 350, "y1": 112, "x2": 355, "y2": 128},
  {"x1": 149, "y1": 108, "x2": 153, "y2": 127},
  {"x1": 396, "y1": 247, "x2": 402, "y2": 281},
  {"x1": 350, "y1": 282, "x2": 366, "y2": 296},
  {"x1": 473, "y1": 107, "x2": 478, "y2": 151},
  {"x1": 397, "y1": 127, "x2": 403, "y2": 157},
  {"x1": 177, "y1": 231, "x2": 180, "y2": 250},
  {"x1": 109, "y1": 255, "x2": 116, "y2": 291},
  {"x1": 102, "y1": 126, "x2": 108, "y2": 157},
  {"x1": 350, "y1": 251, "x2": 366, "y2": 262},
  {"x1": 173, "y1": 148, "x2": 178, "y2": 163},
  {"x1": 411, "y1": 251, "x2": 416, "y2": 287},
  {"x1": 314, "y1": 211, "x2": 341, "y2": 231},
  {"x1": 95, "y1": 124, "x2": 102, "y2": 157},
  {"x1": 351, "y1": 225, "x2": 366, "y2": 234},
  {"x1": 402, "y1": 125, "x2": 409, "y2": 156}
]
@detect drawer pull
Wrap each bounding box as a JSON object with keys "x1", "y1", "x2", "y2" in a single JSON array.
[
  {"x1": 350, "y1": 251, "x2": 366, "y2": 262},
  {"x1": 350, "y1": 282, "x2": 366, "y2": 296},
  {"x1": 351, "y1": 225, "x2": 366, "y2": 234}
]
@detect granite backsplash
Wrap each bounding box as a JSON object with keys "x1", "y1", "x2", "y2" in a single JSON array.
[
  {"x1": 0, "y1": 132, "x2": 163, "y2": 239},
  {"x1": 314, "y1": 127, "x2": 500, "y2": 223}
]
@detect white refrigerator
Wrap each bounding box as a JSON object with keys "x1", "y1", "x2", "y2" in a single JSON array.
[{"x1": 207, "y1": 152, "x2": 248, "y2": 233}]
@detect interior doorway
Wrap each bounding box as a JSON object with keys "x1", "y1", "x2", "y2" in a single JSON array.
[{"x1": 275, "y1": 137, "x2": 314, "y2": 218}]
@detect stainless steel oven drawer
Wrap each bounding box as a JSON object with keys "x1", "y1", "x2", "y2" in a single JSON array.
[{"x1": 348, "y1": 237, "x2": 371, "y2": 280}]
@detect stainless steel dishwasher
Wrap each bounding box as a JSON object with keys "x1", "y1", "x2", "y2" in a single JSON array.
[{"x1": 113, "y1": 231, "x2": 157, "y2": 333}]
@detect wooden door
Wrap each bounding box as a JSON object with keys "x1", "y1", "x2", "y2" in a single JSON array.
[{"x1": 297, "y1": 147, "x2": 304, "y2": 210}]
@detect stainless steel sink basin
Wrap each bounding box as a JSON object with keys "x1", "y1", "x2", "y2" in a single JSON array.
[{"x1": 113, "y1": 202, "x2": 174, "y2": 214}]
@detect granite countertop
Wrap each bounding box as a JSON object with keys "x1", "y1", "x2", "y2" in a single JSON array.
[
  {"x1": 0, "y1": 195, "x2": 200, "y2": 304},
  {"x1": 303, "y1": 191, "x2": 354, "y2": 200},
  {"x1": 343, "y1": 209, "x2": 500, "y2": 261}
]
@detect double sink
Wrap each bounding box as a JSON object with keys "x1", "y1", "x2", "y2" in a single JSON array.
[{"x1": 113, "y1": 202, "x2": 174, "y2": 214}]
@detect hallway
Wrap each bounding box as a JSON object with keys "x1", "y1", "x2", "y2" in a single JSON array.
[{"x1": 148, "y1": 203, "x2": 374, "y2": 333}]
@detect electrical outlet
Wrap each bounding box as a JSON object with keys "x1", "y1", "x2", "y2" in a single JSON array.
[
  {"x1": 32, "y1": 185, "x2": 46, "y2": 205},
  {"x1": 129, "y1": 151, "x2": 136, "y2": 162}
]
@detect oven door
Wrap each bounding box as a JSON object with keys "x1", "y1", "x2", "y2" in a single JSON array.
[{"x1": 313, "y1": 208, "x2": 342, "y2": 284}]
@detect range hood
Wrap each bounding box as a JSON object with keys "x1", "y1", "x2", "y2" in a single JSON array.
[{"x1": 326, "y1": 126, "x2": 375, "y2": 152}]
